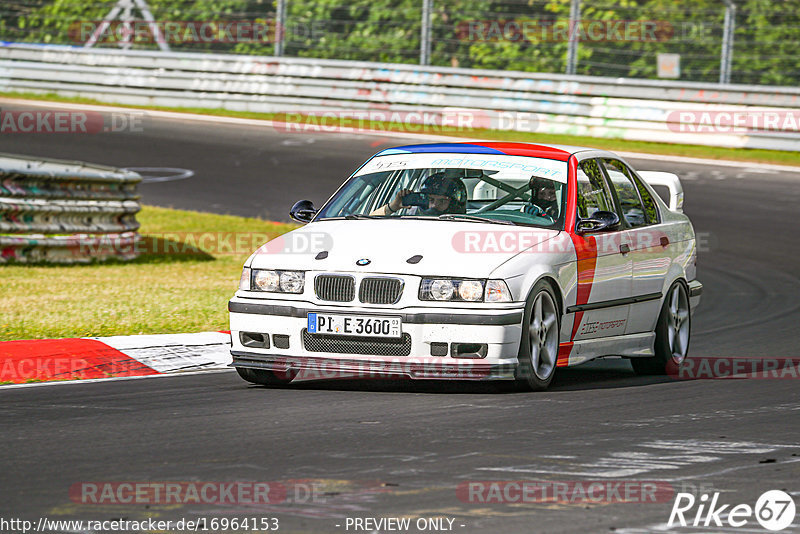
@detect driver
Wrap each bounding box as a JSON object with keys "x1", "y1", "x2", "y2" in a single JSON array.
[
  {"x1": 524, "y1": 177, "x2": 559, "y2": 219},
  {"x1": 371, "y1": 172, "x2": 467, "y2": 216}
]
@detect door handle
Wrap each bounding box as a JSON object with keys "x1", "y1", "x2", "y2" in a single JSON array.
[
  {"x1": 620, "y1": 243, "x2": 630, "y2": 254},
  {"x1": 660, "y1": 236, "x2": 670, "y2": 247}
]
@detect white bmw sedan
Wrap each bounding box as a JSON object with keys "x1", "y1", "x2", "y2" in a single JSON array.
[{"x1": 229, "y1": 142, "x2": 702, "y2": 390}]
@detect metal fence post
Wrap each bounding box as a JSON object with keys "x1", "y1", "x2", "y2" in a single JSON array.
[
  {"x1": 420, "y1": 0, "x2": 432, "y2": 65},
  {"x1": 275, "y1": 0, "x2": 287, "y2": 57},
  {"x1": 565, "y1": 0, "x2": 580, "y2": 75},
  {"x1": 719, "y1": 0, "x2": 736, "y2": 84},
  {"x1": 84, "y1": 0, "x2": 169, "y2": 52}
]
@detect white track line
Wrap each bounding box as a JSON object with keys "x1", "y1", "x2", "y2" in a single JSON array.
[{"x1": 0, "y1": 367, "x2": 234, "y2": 391}]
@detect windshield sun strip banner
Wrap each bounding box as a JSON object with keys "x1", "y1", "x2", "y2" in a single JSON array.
[{"x1": 355, "y1": 153, "x2": 568, "y2": 183}]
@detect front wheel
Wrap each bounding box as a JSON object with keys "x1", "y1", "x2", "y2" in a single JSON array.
[
  {"x1": 631, "y1": 280, "x2": 691, "y2": 375},
  {"x1": 515, "y1": 281, "x2": 561, "y2": 391},
  {"x1": 236, "y1": 366, "x2": 295, "y2": 386}
]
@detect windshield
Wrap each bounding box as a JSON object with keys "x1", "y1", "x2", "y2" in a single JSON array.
[{"x1": 315, "y1": 153, "x2": 568, "y2": 229}]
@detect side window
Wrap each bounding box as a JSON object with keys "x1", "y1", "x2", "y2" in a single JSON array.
[
  {"x1": 601, "y1": 159, "x2": 651, "y2": 228},
  {"x1": 631, "y1": 173, "x2": 659, "y2": 224},
  {"x1": 577, "y1": 159, "x2": 616, "y2": 219},
  {"x1": 323, "y1": 172, "x2": 388, "y2": 217}
]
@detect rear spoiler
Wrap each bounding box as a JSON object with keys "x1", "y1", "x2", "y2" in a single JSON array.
[{"x1": 638, "y1": 171, "x2": 684, "y2": 212}]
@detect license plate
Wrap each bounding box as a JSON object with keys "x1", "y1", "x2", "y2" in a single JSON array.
[{"x1": 307, "y1": 313, "x2": 402, "y2": 338}]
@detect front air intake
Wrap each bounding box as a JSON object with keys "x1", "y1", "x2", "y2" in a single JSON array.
[
  {"x1": 359, "y1": 277, "x2": 403, "y2": 304},
  {"x1": 302, "y1": 330, "x2": 412, "y2": 356},
  {"x1": 314, "y1": 274, "x2": 355, "y2": 302}
]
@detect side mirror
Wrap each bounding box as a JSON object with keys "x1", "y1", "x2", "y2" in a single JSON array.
[
  {"x1": 289, "y1": 200, "x2": 316, "y2": 223},
  {"x1": 575, "y1": 210, "x2": 620, "y2": 234}
]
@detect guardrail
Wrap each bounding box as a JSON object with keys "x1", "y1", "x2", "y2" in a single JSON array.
[
  {"x1": 0, "y1": 152, "x2": 141, "y2": 263},
  {"x1": 1, "y1": 43, "x2": 799, "y2": 151}
]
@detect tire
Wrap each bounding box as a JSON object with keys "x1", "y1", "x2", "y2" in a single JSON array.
[
  {"x1": 515, "y1": 280, "x2": 561, "y2": 391},
  {"x1": 631, "y1": 280, "x2": 691, "y2": 375},
  {"x1": 236, "y1": 366, "x2": 295, "y2": 386}
]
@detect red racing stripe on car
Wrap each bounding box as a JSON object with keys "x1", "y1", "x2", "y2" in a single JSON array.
[
  {"x1": 475, "y1": 142, "x2": 572, "y2": 161},
  {"x1": 569, "y1": 234, "x2": 598, "y2": 341},
  {"x1": 556, "y1": 343, "x2": 573, "y2": 367},
  {"x1": 565, "y1": 156, "x2": 578, "y2": 231},
  {"x1": 0, "y1": 338, "x2": 159, "y2": 384}
]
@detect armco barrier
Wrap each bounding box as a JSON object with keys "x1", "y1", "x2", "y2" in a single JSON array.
[
  {"x1": 0, "y1": 43, "x2": 799, "y2": 151},
  {"x1": 0, "y1": 153, "x2": 141, "y2": 263}
]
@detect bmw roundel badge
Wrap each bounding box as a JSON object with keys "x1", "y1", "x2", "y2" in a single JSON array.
[{"x1": 356, "y1": 258, "x2": 371, "y2": 266}]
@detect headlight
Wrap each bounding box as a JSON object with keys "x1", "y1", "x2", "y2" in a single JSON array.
[
  {"x1": 250, "y1": 269, "x2": 305, "y2": 293},
  {"x1": 429, "y1": 279, "x2": 455, "y2": 300},
  {"x1": 239, "y1": 267, "x2": 251, "y2": 291},
  {"x1": 279, "y1": 271, "x2": 305, "y2": 293},
  {"x1": 458, "y1": 280, "x2": 484, "y2": 301},
  {"x1": 485, "y1": 280, "x2": 512, "y2": 302},
  {"x1": 420, "y1": 278, "x2": 484, "y2": 301},
  {"x1": 253, "y1": 270, "x2": 280, "y2": 292},
  {"x1": 419, "y1": 278, "x2": 512, "y2": 302}
]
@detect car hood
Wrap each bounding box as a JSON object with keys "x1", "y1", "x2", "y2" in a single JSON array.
[{"x1": 249, "y1": 219, "x2": 559, "y2": 278}]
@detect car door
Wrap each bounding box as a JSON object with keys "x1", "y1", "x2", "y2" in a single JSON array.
[
  {"x1": 568, "y1": 158, "x2": 632, "y2": 342},
  {"x1": 599, "y1": 158, "x2": 669, "y2": 334}
]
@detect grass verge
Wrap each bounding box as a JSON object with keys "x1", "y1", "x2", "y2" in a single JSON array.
[
  {"x1": 0, "y1": 205, "x2": 297, "y2": 341},
  {"x1": 2, "y1": 90, "x2": 800, "y2": 167}
]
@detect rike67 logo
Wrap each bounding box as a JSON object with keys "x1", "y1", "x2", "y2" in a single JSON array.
[{"x1": 669, "y1": 490, "x2": 796, "y2": 531}]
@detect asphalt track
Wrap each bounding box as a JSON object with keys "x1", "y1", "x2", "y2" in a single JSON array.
[{"x1": 1, "y1": 101, "x2": 799, "y2": 533}]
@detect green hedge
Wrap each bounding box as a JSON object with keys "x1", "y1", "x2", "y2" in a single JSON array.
[{"x1": 2, "y1": 0, "x2": 799, "y2": 85}]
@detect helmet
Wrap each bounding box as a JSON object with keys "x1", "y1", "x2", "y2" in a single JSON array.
[
  {"x1": 529, "y1": 176, "x2": 556, "y2": 194},
  {"x1": 419, "y1": 172, "x2": 467, "y2": 215},
  {"x1": 528, "y1": 176, "x2": 559, "y2": 219}
]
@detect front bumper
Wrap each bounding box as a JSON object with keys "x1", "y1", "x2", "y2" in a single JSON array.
[{"x1": 228, "y1": 297, "x2": 524, "y2": 381}]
